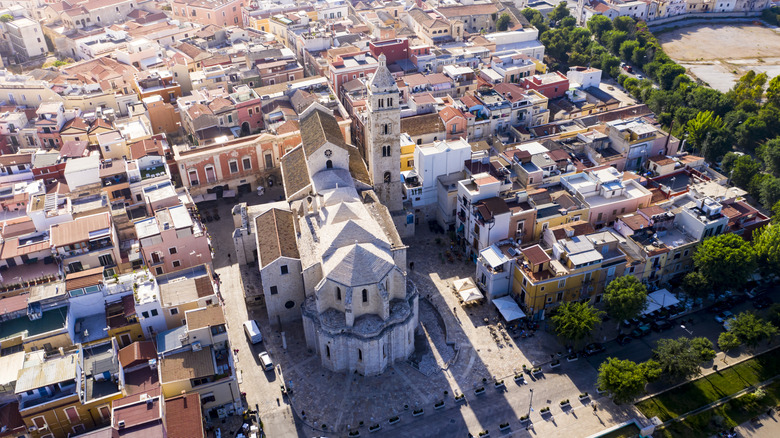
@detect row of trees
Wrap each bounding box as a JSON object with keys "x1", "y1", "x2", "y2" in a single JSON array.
[
  {"x1": 683, "y1": 223, "x2": 780, "y2": 297},
  {"x1": 528, "y1": 6, "x2": 780, "y2": 211}
]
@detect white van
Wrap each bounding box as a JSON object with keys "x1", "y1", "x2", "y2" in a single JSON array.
[
  {"x1": 259, "y1": 351, "x2": 274, "y2": 371},
  {"x1": 243, "y1": 320, "x2": 263, "y2": 344}
]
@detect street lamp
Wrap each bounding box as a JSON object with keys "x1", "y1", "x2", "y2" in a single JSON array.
[
  {"x1": 680, "y1": 324, "x2": 693, "y2": 335},
  {"x1": 527, "y1": 388, "x2": 534, "y2": 418}
]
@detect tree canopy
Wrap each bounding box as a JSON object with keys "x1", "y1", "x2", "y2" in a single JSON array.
[
  {"x1": 728, "y1": 311, "x2": 778, "y2": 347},
  {"x1": 753, "y1": 224, "x2": 780, "y2": 276},
  {"x1": 603, "y1": 276, "x2": 648, "y2": 322},
  {"x1": 598, "y1": 358, "x2": 661, "y2": 404},
  {"x1": 682, "y1": 271, "x2": 710, "y2": 300},
  {"x1": 653, "y1": 337, "x2": 706, "y2": 380},
  {"x1": 496, "y1": 13, "x2": 511, "y2": 32},
  {"x1": 693, "y1": 233, "x2": 756, "y2": 291},
  {"x1": 685, "y1": 111, "x2": 723, "y2": 153},
  {"x1": 551, "y1": 302, "x2": 604, "y2": 346},
  {"x1": 718, "y1": 331, "x2": 741, "y2": 354}
]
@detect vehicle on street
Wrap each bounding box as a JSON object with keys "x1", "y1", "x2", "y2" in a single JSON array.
[
  {"x1": 715, "y1": 311, "x2": 734, "y2": 323},
  {"x1": 651, "y1": 320, "x2": 672, "y2": 331},
  {"x1": 636, "y1": 74, "x2": 644, "y2": 80},
  {"x1": 723, "y1": 317, "x2": 736, "y2": 332},
  {"x1": 631, "y1": 324, "x2": 652, "y2": 338},
  {"x1": 243, "y1": 320, "x2": 263, "y2": 344},
  {"x1": 584, "y1": 343, "x2": 606, "y2": 356},
  {"x1": 753, "y1": 296, "x2": 773, "y2": 309},
  {"x1": 617, "y1": 334, "x2": 633, "y2": 345},
  {"x1": 259, "y1": 351, "x2": 274, "y2": 371}
]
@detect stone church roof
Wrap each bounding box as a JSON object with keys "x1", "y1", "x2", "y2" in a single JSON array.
[
  {"x1": 300, "y1": 107, "x2": 348, "y2": 157},
  {"x1": 255, "y1": 208, "x2": 300, "y2": 268},
  {"x1": 368, "y1": 53, "x2": 397, "y2": 93},
  {"x1": 323, "y1": 243, "x2": 395, "y2": 287}
]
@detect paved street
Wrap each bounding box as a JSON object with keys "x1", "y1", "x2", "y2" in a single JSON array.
[{"x1": 206, "y1": 191, "x2": 777, "y2": 438}]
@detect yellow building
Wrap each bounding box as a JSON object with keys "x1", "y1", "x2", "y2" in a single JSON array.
[
  {"x1": 531, "y1": 189, "x2": 589, "y2": 242},
  {"x1": 400, "y1": 132, "x2": 415, "y2": 171},
  {"x1": 512, "y1": 230, "x2": 628, "y2": 320},
  {"x1": 15, "y1": 341, "x2": 123, "y2": 438}
]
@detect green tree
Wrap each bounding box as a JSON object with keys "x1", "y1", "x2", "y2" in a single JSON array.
[
  {"x1": 496, "y1": 13, "x2": 511, "y2": 31},
  {"x1": 721, "y1": 151, "x2": 741, "y2": 173},
  {"x1": 656, "y1": 63, "x2": 687, "y2": 90},
  {"x1": 548, "y1": 1, "x2": 570, "y2": 23},
  {"x1": 691, "y1": 337, "x2": 716, "y2": 362},
  {"x1": 0, "y1": 14, "x2": 13, "y2": 23},
  {"x1": 767, "y1": 75, "x2": 780, "y2": 107},
  {"x1": 753, "y1": 224, "x2": 780, "y2": 275},
  {"x1": 631, "y1": 46, "x2": 648, "y2": 66},
  {"x1": 767, "y1": 303, "x2": 780, "y2": 328},
  {"x1": 597, "y1": 358, "x2": 661, "y2": 404},
  {"x1": 560, "y1": 16, "x2": 577, "y2": 28},
  {"x1": 604, "y1": 276, "x2": 648, "y2": 325},
  {"x1": 587, "y1": 15, "x2": 613, "y2": 41},
  {"x1": 682, "y1": 271, "x2": 710, "y2": 300},
  {"x1": 772, "y1": 201, "x2": 780, "y2": 223},
  {"x1": 760, "y1": 176, "x2": 780, "y2": 208},
  {"x1": 612, "y1": 16, "x2": 637, "y2": 36},
  {"x1": 619, "y1": 39, "x2": 639, "y2": 61},
  {"x1": 693, "y1": 233, "x2": 757, "y2": 291},
  {"x1": 728, "y1": 311, "x2": 778, "y2": 347},
  {"x1": 551, "y1": 302, "x2": 604, "y2": 347},
  {"x1": 718, "y1": 331, "x2": 741, "y2": 359},
  {"x1": 602, "y1": 30, "x2": 628, "y2": 54},
  {"x1": 729, "y1": 70, "x2": 768, "y2": 103},
  {"x1": 654, "y1": 337, "x2": 704, "y2": 380},
  {"x1": 729, "y1": 155, "x2": 760, "y2": 188},
  {"x1": 700, "y1": 129, "x2": 733, "y2": 163},
  {"x1": 685, "y1": 111, "x2": 723, "y2": 152},
  {"x1": 762, "y1": 138, "x2": 780, "y2": 177}
]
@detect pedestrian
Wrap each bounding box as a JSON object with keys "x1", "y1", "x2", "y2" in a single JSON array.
[{"x1": 592, "y1": 403, "x2": 597, "y2": 412}]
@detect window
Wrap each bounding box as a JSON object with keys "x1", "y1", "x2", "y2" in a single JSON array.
[
  {"x1": 358, "y1": 349, "x2": 362, "y2": 361},
  {"x1": 270, "y1": 286, "x2": 278, "y2": 295},
  {"x1": 99, "y1": 406, "x2": 111, "y2": 421},
  {"x1": 142, "y1": 311, "x2": 149, "y2": 318},
  {"x1": 378, "y1": 99, "x2": 384, "y2": 108},
  {"x1": 201, "y1": 393, "x2": 216, "y2": 403},
  {"x1": 242, "y1": 157, "x2": 252, "y2": 171},
  {"x1": 336, "y1": 287, "x2": 341, "y2": 301},
  {"x1": 683, "y1": 249, "x2": 689, "y2": 257},
  {"x1": 382, "y1": 124, "x2": 389, "y2": 135},
  {"x1": 248, "y1": 108, "x2": 253, "y2": 115},
  {"x1": 229, "y1": 160, "x2": 239, "y2": 173},
  {"x1": 98, "y1": 254, "x2": 114, "y2": 266},
  {"x1": 388, "y1": 98, "x2": 393, "y2": 107},
  {"x1": 151, "y1": 309, "x2": 158, "y2": 317},
  {"x1": 64, "y1": 406, "x2": 80, "y2": 423},
  {"x1": 188, "y1": 169, "x2": 199, "y2": 186},
  {"x1": 170, "y1": 308, "x2": 179, "y2": 315},
  {"x1": 384, "y1": 171, "x2": 391, "y2": 183},
  {"x1": 169, "y1": 247, "x2": 178, "y2": 255},
  {"x1": 326, "y1": 345, "x2": 330, "y2": 358},
  {"x1": 556, "y1": 291, "x2": 564, "y2": 302},
  {"x1": 558, "y1": 278, "x2": 566, "y2": 289},
  {"x1": 33, "y1": 416, "x2": 47, "y2": 429},
  {"x1": 205, "y1": 165, "x2": 216, "y2": 183},
  {"x1": 362, "y1": 289, "x2": 368, "y2": 303},
  {"x1": 280, "y1": 265, "x2": 288, "y2": 275},
  {"x1": 172, "y1": 260, "x2": 181, "y2": 268},
  {"x1": 382, "y1": 145, "x2": 390, "y2": 157}
]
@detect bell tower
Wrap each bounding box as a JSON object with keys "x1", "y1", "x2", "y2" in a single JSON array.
[{"x1": 365, "y1": 54, "x2": 402, "y2": 212}]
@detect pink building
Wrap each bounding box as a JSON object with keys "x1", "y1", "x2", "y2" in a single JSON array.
[
  {"x1": 328, "y1": 52, "x2": 379, "y2": 94},
  {"x1": 171, "y1": 0, "x2": 244, "y2": 28},
  {"x1": 229, "y1": 85, "x2": 264, "y2": 135},
  {"x1": 134, "y1": 204, "x2": 212, "y2": 276},
  {"x1": 561, "y1": 167, "x2": 653, "y2": 228},
  {"x1": 439, "y1": 106, "x2": 467, "y2": 140},
  {"x1": 35, "y1": 102, "x2": 68, "y2": 149}
]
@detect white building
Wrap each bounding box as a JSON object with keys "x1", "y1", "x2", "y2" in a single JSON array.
[
  {"x1": 0, "y1": 8, "x2": 47, "y2": 60},
  {"x1": 404, "y1": 138, "x2": 471, "y2": 211}
]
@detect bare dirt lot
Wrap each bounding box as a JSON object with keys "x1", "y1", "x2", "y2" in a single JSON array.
[{"x1": 657, "y1": 23, "x2": 780, "y2": 92}]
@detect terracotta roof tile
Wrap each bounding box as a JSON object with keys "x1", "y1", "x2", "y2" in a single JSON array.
[
  {"x1": 66, "y1": 266, "x2": 105, "y2": 291},
  {"x1": 400, "y1": 113, "x2": 445, "y2": 137},
  {"x1": 165, "y1": 394, "x2": 205, "y2": 438},
  {"x1": 118, "y1": 341, "x2": 157, "y2": 368},
  {"x1": 50, "y1": 212, "x2": 112, "y2": 247},
  {"x1": 255, "y1": 209, "x2": 299, "y2": 268},
  {"x1": 522, "y1": 244, "x2": 550, "y2": 265},
  {"x1": 159, "y1": 347, "x2": 215, "y2": 383},
  {"x1": 185, "y1": 305, "x2": 225, "y2": 330}
]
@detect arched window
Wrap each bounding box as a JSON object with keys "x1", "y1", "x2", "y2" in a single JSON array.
[
  {"x1": 326, "y1": 160, "x2": 333, "y2": 169},
  {"x1": 326, "y1": 345, "x2": 330, "y2": 358},
  {"x1": 416, "y1": 139, "x2": 422, "y2": 145},
  {"x1": 384, "y1": 172, "x2": 391, "y2": 183},
  {"x1": 362, "y1": 289, "x2": 368, "y2": 303},
  {"x1": 382, "y1": 145, "x2": 390, "y2": 157},
  {"x1": 336, "y1": 287, "x2": 341, "y2": 301},
  {"x1": 358, "y1": 349, "x2": 363, "y2": 361}
]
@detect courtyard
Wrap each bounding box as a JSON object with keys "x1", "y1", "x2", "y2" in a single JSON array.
[{"x1": 657, "y1": 23, "x2": 780, "y2": 92}]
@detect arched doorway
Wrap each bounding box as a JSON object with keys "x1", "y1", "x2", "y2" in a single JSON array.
[
  {"x1": 241, "y1": 122, "x2": 250, "y2": 136},
  {"x1": 326, "y1": 160, "x2": 333, "y2": 169}
]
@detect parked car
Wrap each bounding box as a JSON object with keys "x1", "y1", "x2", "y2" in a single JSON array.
[
  {"x1": 747, "y1": 285, "x2": 770, "y2": 299},
  {"x1": 715, "y1": 311, "x2": 734, "y2": 323},
  {"x1": 726, "y1": 294, "x2": 747, "y2": 306},
  {"x1": 651, "y1": 320, "x2": 672, "y2": 331},
  {"x1": 631, "y1": 324, "x2": 652, "y2": 338},
  {"x1": 259, "y1": 351, "x2": 274, "y2": 371},
  {"x1": 617, "y1": 334, "x2": 633, "y2": 345},
  {"x1": 636, "y1": 74, "x2": 644, "y2": 80},
  {"x1": 709, "y1": 302, "x2": 728, "y2": 313},
  {"x1": 753, "y1": 296, "x2": 773, "y2": 309},
  {"x1": 243, "y1": 320, "x2": 263, "y2": 344},
  {"x1": 584, "y1": 343, "x2": 606, "y2": 356}
]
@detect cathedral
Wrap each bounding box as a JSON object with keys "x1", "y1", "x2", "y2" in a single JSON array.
[{"x1": 248, "y1": 55, "x2": 419, "y2": 375}]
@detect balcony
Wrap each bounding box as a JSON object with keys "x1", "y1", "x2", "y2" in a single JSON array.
[
  {"x1": 140, "y1": 164, "x2": 166, "y2": 180},
  {"x1": 20, "y1": 383, "x2": 77, "y2": 410},
  {"x1": 102, "y1": 174, "x2": 128, "y2": 187},
  {"x1": 88, "y1": 238, "x2": 113, "y2": 252}
]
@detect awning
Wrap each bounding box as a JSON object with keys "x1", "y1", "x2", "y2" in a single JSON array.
[
  {"x1": 194, "y1": 193, "x2": 217, "y2": 203},
  {"x1": 641, "y1": 289, "x2": 679, "y2": 315},
  {"x1": 454, "y1": 278, "x2": 483, "y2": 304},
  {"x1": 493, "y1": 296, "x2": 526, "y2": 321},
  {"x1": 480, "y1": 246, "x2": 505, "y2": 268},
  {"x1": 223, "y1": 190, "x2": 237, "y2": 198}
]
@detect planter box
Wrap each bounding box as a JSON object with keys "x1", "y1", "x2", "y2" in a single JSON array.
[
  {"x1": 579, "y1": 394, "x2": 590, "y2": 401},
  {"x1": 499, "y1": 424, "x2": 511, "y2": 431},
  {"x1": 567, "y1": 355, "x2": 578, "y2": 362},
  {"x1": 434, "y1": 402, "x2": 445, "y2": 410},
  {"x1": 455, "y1": 395, "x2": 466, "y2": 403},
  {"x1": 388, "y1": 417, "x2": 400, "y2": 425},
  {"x1": 413, "y1": 409, "x2": 424, "y2": 417},
  {"x1": 514, "y1": 375, "x2": 525, "y2": 383},
  {"x1": 478, "y1": 433, "x2": 490, "y2": 438},
  {"x1": 532, "y1": 368, "x2": 543, "y2": 375},
  {"x1": 475, "y1": 387, "x2": 486, "y2": 395},
  {"x1": 550, "y1": 362, "x2": 561, "y2": 369},
  {"x1": 560, "y1": 402, "x2": 570, "y2": 408},
  {"x1": 348, "y1": 432, "x2": 360, "y2": 437},
  {"x1": 519, "y1": 417, "x2": 530, "y2": 424},
  {"x1": 597, "y1": 388, "x2": 608, "y2": 395},
  {"x1": 494, "y1": 381, "x2": 505, "y2": 389},
  {"x1": 369, "y1": 425, "x2": 381, "y2": 433}
]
